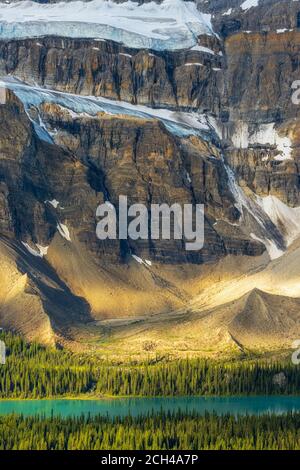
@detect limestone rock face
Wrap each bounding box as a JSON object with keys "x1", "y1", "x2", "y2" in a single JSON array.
[
  {"x1": 2, "y1": 89, "x2": 264, "y2": 267},
  {"x1": 225, "y1": 31, "x2": 300, "y2": 122},
  {"x1": 225, "y1": 146, "x2": 300, "y2": 206},
  {"x1": 0, "y1": 37, "x2": 223, "y2": 112},
  {"x1": 199, "y1": 0, "x2": 300, "y2": 36},
  {"x1": 0, "y1": 90, "x2": 98, "y2": 247},
  {"x1": 222, "y1": 28, "x2": 300, "y2": 208}
]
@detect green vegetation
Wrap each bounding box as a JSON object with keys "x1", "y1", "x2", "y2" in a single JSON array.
[
  {"x1": 0, "y1": 332, "x2": 299, "y2": 398},
  {"x1": 0, "y1": 332, "x2": 300, "y2": 451},
  {"x1": 0, "y1": 412, "x2": 299, "y2": 450}
]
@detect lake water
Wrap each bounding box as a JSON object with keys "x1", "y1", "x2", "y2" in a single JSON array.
[{"x1": 0, "y1": 396, "x2": 300, "y2": 417}]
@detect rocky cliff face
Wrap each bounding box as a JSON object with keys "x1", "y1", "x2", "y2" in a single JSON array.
[
  {"x1": 2, "y1": 86, "x2": 264, "y2": 265},
  {"x1": 0, "y1": 0, "x2": 300, "y2": 355},
  {"x1": 225, "y1": 31, "x2": 300, "y2": 122},
  {"x1": 0, "y1": 36, "x2": 223, "y2": 111},
  {"x1": 198, "y1": 0, "x2": 300, "y2": 35}
]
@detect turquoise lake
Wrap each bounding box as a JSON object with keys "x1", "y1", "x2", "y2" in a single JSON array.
[{"x1": 0, "y1": 396, "x2": 300, "y2": 417}]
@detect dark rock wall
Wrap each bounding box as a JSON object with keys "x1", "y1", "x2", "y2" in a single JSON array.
[{"x1": 0, "y1": 37, "x2": 223, "y2": 112}]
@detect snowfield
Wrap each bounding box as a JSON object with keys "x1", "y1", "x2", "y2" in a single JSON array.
[
  {"x1": 0, "y1": 0, "x2": 214, "y2": 50},
  {"x1": 231, "y1": 122, "x2": 293, "y2": 161}
]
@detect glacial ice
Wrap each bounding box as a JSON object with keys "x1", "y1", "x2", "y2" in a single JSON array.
[
  {"x1": 0, "y1": 0, "x2": 214, "y2": 51},
  {"x1": 0, "y1": 77, "x2": 213, "y2": 139}
]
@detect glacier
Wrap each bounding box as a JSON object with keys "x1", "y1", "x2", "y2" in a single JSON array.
[
  {"x1": 0, "y1": 0, "x2": 214, "y2": 51},
  {"x1": 0, "y1": 77, "x2": 213, "y2": 139}
]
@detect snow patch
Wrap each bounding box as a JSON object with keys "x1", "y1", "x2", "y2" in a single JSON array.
[
  {"x1": 256, "y1": 195, "x2": 300, "y2": 246},
  {"x1": 45, "y1": 199, "x2": 60, "y2": 209},
  {"x1": 241, "y1": 0, "x2": 259, "y2": 11},
  {"x1": 224, "y1": 162, "x2": 300, "y2": 260},
  {"x1": 131, "y1": 254, "x2": 152, "y2": 267},
  {"x1": 184, "y1": 63, "x2": 204, "y2": 67},
  {"x1": 231, "y1": 122, "x2": 292, "y2": 161},
  {"x1": 36, "y1": 244, "x2": 49, "y2": 257},
  {"x1": 57, "y1": 223, "x2": 71, "y2": 241},
  {"x1": 22, "y1": 242, "x2": 49, "y2": 258},
  {"x1": 119, "y1": 53, "x2": 132, "y2": 58},
  {"x1": 250, "y1": 233, "x2": 284, "y2": 260},
  {"x1": 131, "y1": 254, "x2": 144, "y2": 264},
  {"x1": 190, "y1": 44, "x2": 215, "y2": 55},
  {"x1": 222, "y1": 8, "x2": 232, "y2": 16}
]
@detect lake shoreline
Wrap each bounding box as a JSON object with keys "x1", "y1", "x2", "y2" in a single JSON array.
[
  {"x1": 1, "y1": 392, "x2": 300, "y2": 402},
  {"x1": 1, "y1": 396, "x2": 300, "y2": 419}
]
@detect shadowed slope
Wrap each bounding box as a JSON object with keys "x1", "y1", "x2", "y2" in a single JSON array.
[{"x1": 0, "y1": 236, "x2": 92, "y2": 348}]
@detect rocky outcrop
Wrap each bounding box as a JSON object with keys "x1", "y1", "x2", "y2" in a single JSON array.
[
  {"x1": 225, "y1": 31, "x2": 300, "y2": 122},
  {"x1": 225, "y1": 146, "x2": 300, "y2": 206},
  {"x1": 221, "y1": 28, "x2": 300, "y2": 207},
  {"x1": 0, "y1": 89, "x2": 97, "y2": 248},
  {"x1": 199, "y1": 0, "x2": 300, "y2": 37}
]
